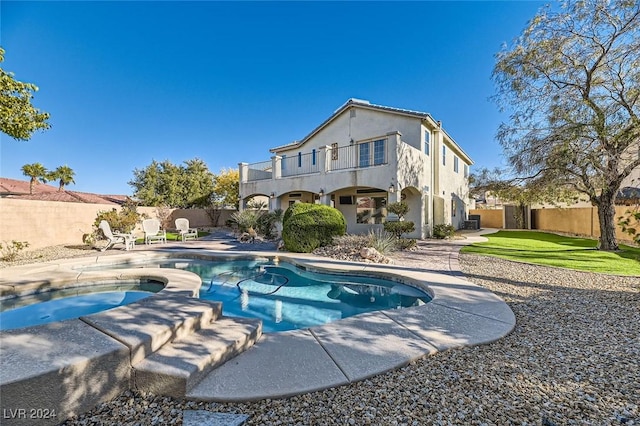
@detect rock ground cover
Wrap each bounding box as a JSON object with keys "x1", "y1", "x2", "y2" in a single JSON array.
[{"x1": 2, "y1": 242, "x2": 638, "y2": 425}]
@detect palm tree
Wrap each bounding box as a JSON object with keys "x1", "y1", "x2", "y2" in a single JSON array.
[
  {"x1": 50, "y1": 165, "x2": 75, "y2": 191},
  {"x1": 21, "y1": 163, "x2": 48, "y2": 194}
]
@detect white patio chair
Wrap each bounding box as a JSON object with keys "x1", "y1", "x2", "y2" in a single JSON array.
[
  {"x1": 98, "y1": 220, "x2": 135, "y2": 251},
  {"x1": 142, "y1": 218, "x2": 167, "y2": 245},
  {"x1": 175, "y1": 218, "x2": 198, "y2": 241}
]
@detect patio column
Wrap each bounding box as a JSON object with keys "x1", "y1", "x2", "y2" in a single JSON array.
[
  {"x1": 319, "y1": 193, "x2": 331, "y2": 206},
  {"x1": 269, "y1": 193, "x2": 281, "y2": 212},
  {"x1": 272, "y1": 155, "x2": 282, "y2": 179},
  {"x1": 388, "y1": 186, "x2": 401, "y2": 204},
  {"x1": 321, "y1": 145, "x2": 331, "y2": 173},
  {"x1": 238, "y1": 162, "x2": 249, "y2": 183}
]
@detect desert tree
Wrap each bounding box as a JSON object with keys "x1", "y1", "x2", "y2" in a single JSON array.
[
  {"x1": 0, "y1": 47, "x2": 50, "y2": 140},
  {"x1": 129, "y1": 158, "x2": 214, "y2": 208},
  {"x1": 182, "y1": 158, "x2": 215, "y2": 207},
  {"x1": 493, "y1": 0, "x2": 640, "y2": 250},
  {"x1": 212, "y1": 168, "x2": 240, "y2": 210},
  {"x1": 21, "y1": 162, "x2": 48, "y2": 194}
]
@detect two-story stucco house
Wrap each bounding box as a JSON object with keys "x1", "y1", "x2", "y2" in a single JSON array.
[{"x1": 239, "y1": 98, "x2": 473, "y2": 238}]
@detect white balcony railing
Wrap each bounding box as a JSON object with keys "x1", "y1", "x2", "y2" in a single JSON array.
[
  {"x1": 241, "y1": 136, "x2": 395, "y2": 183},
  {"x1": 246, "y1": 160, "x2": 272, "y2": 181}
]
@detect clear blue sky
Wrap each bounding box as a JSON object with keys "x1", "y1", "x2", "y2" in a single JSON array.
[{"x1": 1, "y1": 1, "x2": 548, "y2": 195}]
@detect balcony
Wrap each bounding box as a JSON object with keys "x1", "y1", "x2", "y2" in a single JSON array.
[
  {"x1": 242, "y1": 137, "x2": 390, "y2": 183},
  {"x1": 245, "y1": 160, "x2": 272, "y2": 181}
]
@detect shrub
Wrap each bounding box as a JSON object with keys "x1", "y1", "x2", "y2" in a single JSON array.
[
  {"x1": 94, "y1": 201, "x2": 143, "y2": 234},
  {"x1": 383, "y1": 201, "x2": 415, "y2": 240},
  {"x1": 386, "y1": 201, "x2": 410, "y2": 219},
  {"x1": 283, "y1": 203, "x2": 346, "y2": 253},
  {"x1": 433, "y1": 224, "x2": 456, "y2": 239},
  {"x1": 283, "y1": 202, "x2": 316, "y2": 225},
  {"x1": 618, "y1": 209, "x2": 640, "y2": 244},
  {"x1": 367, "y1": 229, "x2": 397, "y2": 255},
  {"x1": 383, "y1": 221, "x2": 416, "y2": 239},
  {"x1": 229, "y1": 210, "x2": 260, "y2": 233},
  {"x1": 0, "y1": 240, "x2": 29, "y2": 261},
  {"x1": 396, "y1": 238, "x2": 417, "y2": 250},
  {"x1": 256, "y1": 209, "x2": 283, "y2": 239}
]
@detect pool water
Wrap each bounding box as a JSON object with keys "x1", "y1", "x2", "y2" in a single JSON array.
[
  {"x1": 0, "y1": 282, "x2": 162, "y2": 331},
  {"x1": 122, "y1": 258, "x2": 432, "y2": 332}
]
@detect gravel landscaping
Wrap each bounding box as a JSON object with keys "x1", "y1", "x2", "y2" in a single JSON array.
[{"x1": 3, "y1": 243, "x2": 638, "y2": 425}]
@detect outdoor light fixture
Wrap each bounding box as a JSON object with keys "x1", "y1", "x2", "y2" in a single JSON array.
[
  {"x1": 388, "y1": 183, "x2": 395, "y2": 193},
  {"x1": 319, "y1": 189, "x2": 325, "y2": 196},
  {"x1": 270, "y1": 192, "x2": 275, "y2": 199}
]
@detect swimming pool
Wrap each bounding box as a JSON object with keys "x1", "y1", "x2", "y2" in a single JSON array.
[
  {"x1": 84, "y1": 257, "x2": 432, "y2": 332},
  {"x1": 0, "y1": 281, "x2": 164, "y2": 331}
]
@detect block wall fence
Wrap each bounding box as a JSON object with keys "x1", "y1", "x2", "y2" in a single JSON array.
[
  {"x1": 469, "y1": 206, "x2": 637, "y2": 243},
  {"x1": 0, "y1": 199, "x2": 235, "y2": 250},
  {"x1": 0, "y1": 199, "x2": 636, "y2": 251}
]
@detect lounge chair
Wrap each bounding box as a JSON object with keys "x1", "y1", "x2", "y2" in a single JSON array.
[
  {"x1": 175, "y1": 218, "x2": 198, "y2": 241},
  {"x1": 142, "y1": 218, "x2": 167, "y2": 244},
  {"x1": 98, "y1": 220, "x2": 135, "y2": 251}
]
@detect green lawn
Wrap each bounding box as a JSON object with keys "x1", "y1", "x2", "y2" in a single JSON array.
[
  {"x1": 461, "y1": 230, "x2": 640, "y2": 276},
  {"x1": 135, "y1": 231, "x2": 209, "y2": 244}
]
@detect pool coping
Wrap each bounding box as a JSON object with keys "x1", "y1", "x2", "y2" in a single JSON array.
[{"x1": 0, "y1": 229, "x2": 515, "y2": 420}]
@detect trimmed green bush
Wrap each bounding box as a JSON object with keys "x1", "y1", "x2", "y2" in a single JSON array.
[
  {"x1": 386, "y1": 201, "x2": 410, "y2": 218},
  {"x1": 433, "y1": 224, "x2": 456, "y2": 239},
  {"x1": 383, "y1": 201, "x2": 415, "y2": 241},
  {"x1": 282, "y1": 203, "x2": 346, "y2": 253},
  {"x1": 283, "y1": 202, "x2": 316, "y2": 226},
  {"x1": 383, "y1": 221, "x2": 415, "y2": 239}
]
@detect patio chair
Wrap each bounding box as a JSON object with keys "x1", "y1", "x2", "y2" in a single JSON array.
[
  {"x1": 98, "y1": 220, "x2": 135, "y2": 251},
  {"x1": 175, "y1": 218, "x2": 198, "y2": 241},
  {"x1": 142, "y1": 218, "x2": 167, "y2": 245}
]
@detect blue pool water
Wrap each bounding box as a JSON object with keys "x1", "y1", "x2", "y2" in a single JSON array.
[
  {"x1": 98, "y1": 258, "x2": 432, "y2": 333},
  {"x1": 0, "y1": 282, "x2": 162, "y2": 331}
]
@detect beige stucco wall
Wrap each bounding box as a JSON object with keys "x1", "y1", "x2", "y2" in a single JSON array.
[
  {"x1": 470, "y1": 207, "x2": 636, "y2": 242},
  {"x1": 533, "y1": 206, "x2": 634, "y2": 242},
  {"x1": 435, "y1": 129, "x2": 472, "y2": 230},
  {"x1": 279, "y1": 107, "x2": 423, "y2": 155},
  {"x1": 0, "y1": 199, "x2": 235, "y2": 251},
  {"x1": 469, "y1": 209, "x2": 504, "y2": 229}
]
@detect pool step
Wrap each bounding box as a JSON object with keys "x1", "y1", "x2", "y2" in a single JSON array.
[
  {"x1": 81, "y1": 293, "x2": 223, "y2": 364},
  {"x1": 133, "y1": 316, "x2": 262, "y2": 398}
]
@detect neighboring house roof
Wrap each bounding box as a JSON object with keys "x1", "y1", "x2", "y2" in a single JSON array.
[
  {"x1": 0, "y1": 177, "x2": 59, "y2": 195},
  {"x1": 0, "y1": 177, "x2": 128, "y2": 205},
  {"x1": 270, "y1": 98, "x2": 473, "y2": 164},
  {"x1": 617, "y1": 186, "x2": 640, "y2": 205}
]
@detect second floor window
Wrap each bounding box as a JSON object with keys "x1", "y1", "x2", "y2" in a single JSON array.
[
  {"x1": 454, "y1": 156, "x2": 459, "y2": 173},
  {"x1": 312, "y1": 149, "x2": 316, "y2": 165},
  {"x1": 358, "y1": 139, "x2": 386, "y2": 168},
  {"x1": 464, "y1": 163, "x2": 469, "y2": 178},
  {"x1": 442, "y1": 145, "x2": 446, "y2": 165},
  {"x1": 373, "y1": 139, "x2": 385, "y2": 165},
  {"x1": 359, "y1": 142, "x2": 370, "y2": 167},
  {"x1": 424, "y1": 131, "x2": 430, "y2": 155}
]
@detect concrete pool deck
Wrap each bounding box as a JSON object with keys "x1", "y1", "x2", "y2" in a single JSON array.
[{"x1": 0, "y1": 229, "x2": 514, "y2": 424}]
